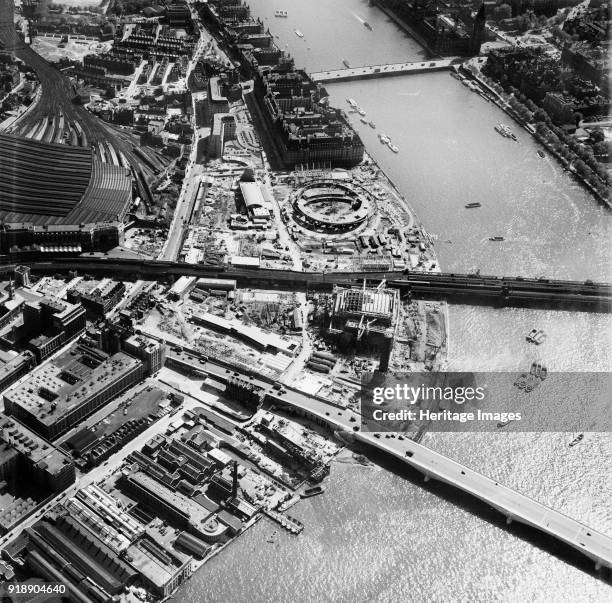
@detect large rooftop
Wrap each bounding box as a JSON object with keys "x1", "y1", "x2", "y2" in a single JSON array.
[
  {"x1": 0, "y1": 134, "x2": 132, "y2": 225},
  {"x1": 4, "y1": 349, "x2": 141, "y2": 427}
]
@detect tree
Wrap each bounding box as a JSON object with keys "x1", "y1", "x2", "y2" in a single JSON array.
[{"x1": 533, "y1": 108, "x2": 548, "y2": 122}]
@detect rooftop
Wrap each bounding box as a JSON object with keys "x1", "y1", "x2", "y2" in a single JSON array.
[
  {"x1": 4, "y1": 349, "x2": 141, "y2": 426},
  {"x1": 0, "y1": 416, "x2": 72, "y2": 476}
]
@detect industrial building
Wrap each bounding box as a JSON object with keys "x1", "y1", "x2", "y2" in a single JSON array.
[
  {"x1": 4, "y1": 347, "x2": 143, "y2": 440},
  {"x1": 127, "y1": 534, "x2": 193, "y2": 598},
  {"x1": 120, "y1": 470, "x2": 214, "y2": 537}
]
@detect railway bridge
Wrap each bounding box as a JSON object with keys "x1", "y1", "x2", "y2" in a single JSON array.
[{"x1": 9, "y1": 258, "x2": 612, "y2": 313}]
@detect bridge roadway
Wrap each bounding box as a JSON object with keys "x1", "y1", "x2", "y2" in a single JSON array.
[
  {"x1": 265, "y1": 388, "x2": 612, "y2": 572},
  {"x1": 150, "y1": 344, "x2": 612, "y2": 572},
  {"x1": 22, "y1": 258, "x2": 612, "y2": 312},
  {"x1": 310, "y1": 58, "x2": 460, "y2": 83}
]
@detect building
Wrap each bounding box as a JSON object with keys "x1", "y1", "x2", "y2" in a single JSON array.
[
  {"x1": 23, "y1": 296, "x2": 86, "y2": 362},
  {"x1": 123, "y1": 334, "x2": 166, "y2": 375},
  {"x1": 0, "y1": 134, "x2": 132, "y2": 235},
  {"x1": 0, "y1": 351, "x2": 35, "y2": 393},
  {"x1": 0, "y1": 416, "x2": 75, "y2": 534},
  {"x1": 236, "y1": 181, "x2": 272, "y2": 226},
  {"x1": 67, "y1": 279, "x2": 126, "y2": 316},
  {"x1": 4, "y1": 348, "x2": 143, "y2": 440},
  {"x1": 328, "y1": 283, "x2": 399, "y2": 346},
  {"x1": 120, "y1": 470, "x2": 214, "y2": 538},
  {"x1": 0, "y1": 221, "x2": 124, "y2": 258},
  {"x1": 26, "y1": 514, "x2": 138, "y2": 595},
  {"x1": 252, "y1": 67, "x2": 364, "y2": 169},
  {"x1": 127, "y1": 534, "x2": 192, "y2": 597},
  {"x1": 14, "y1": 265, "x2": 31, "y2": 288},
  {"x1": 209, "y1": 112, "x2": 236, "y2": 157},
  {"x1": 166, "y1": 1, "x2": 193, "y2": 28},
  {"x1": 374, "y1": 1, "x2": 487, "y2": 57}
]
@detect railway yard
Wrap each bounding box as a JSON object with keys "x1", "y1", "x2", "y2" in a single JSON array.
[{"x1": 0, "y1": 0, "x2": 608, "y2": 601}]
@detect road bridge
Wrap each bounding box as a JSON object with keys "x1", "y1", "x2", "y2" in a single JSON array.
[
  {"x1": 19, "y1": 258, "x2": 612, "y2": 313},
  {"x1": 121, "y1": 342, "x2": 612, "y2": 572},
  {"x1": 262, "y1": 387, "x2": 612, "y2": 572},
  {"x1": 310, "y1": 58, "x2": 460, "y2": 84}
]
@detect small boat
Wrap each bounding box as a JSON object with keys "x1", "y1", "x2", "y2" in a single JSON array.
[
  {"x1": 347, "y1": 98, "x2": 357, "y2": 107},
  {"x1": 537, "y1": 150, "x2": 545, "y2": 158},
  {"x1": 368, "y1": 121, "x2": 376, "y2": 128},
  {"x1": 514, "y1": 373, "x2": 527, "y2": 389},
  {"x1": 379, "y1": 133, "x2": 389, "y2": 144},
  {"x1": 342, "y1": 59, "x2": 351, "y2": 68},
  {"x1": 489, "y1": 236, "x2": 504, "y2": 241},
  {"x1": 465, "y1": 202, "x2": 481, "y2": 208},
  {"x1": 569, "y1": 434, "x2": 584, "y2": 447},
  {"x1": 363, "y1": 21, "x2": 373, "y2": 31},
  {"x1": 301, "y1": 485, "x2": 324, "y2": 498},
  {"x1": 389, "y1": 144, "x2": 399, "y2": 153},
  {"x1": 274, "y1": 10, "x2": 288, "y2": 17},
  {"x1": 532, "y1": 330, "x2": 546, "y2": 345},
  {"x1": 360, "y1": 117, "x2": 368, "y2": 124},
  {"x1": 530, "y1": 362, "x2": 538, "y2": 375},
  {"x1": 534, "y1": 362, "x2": 542, "y2": 378},
  {"x1": 495, "y1": 123, "x2": 514, "y2": 139},
  {"x1": 357, "y1": 108, "x2": 366, "y2": 116},
  {"x1": 540, "y1": 365, "x2": 548, "y2": 380},
  {"x1": 526, "y1": 328, "x2": 538, "y2": 342},
  {"x1": 294, "y1": 29, "x2": 304, "y2": 38}
]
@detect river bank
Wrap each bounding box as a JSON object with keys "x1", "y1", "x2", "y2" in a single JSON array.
[{"x1": 460, "y1": 65, "x2": 611, "y2": 209}]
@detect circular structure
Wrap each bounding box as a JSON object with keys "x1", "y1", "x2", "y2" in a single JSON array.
[{"x1": 293, "y1": 180, "x2": 374, "y2": 233}]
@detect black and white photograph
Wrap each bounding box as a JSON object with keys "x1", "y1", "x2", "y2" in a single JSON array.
[{"x1": 0, "y1": 0, "x2": 609, "y2": 601}]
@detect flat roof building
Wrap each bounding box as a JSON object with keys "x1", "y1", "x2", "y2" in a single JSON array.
[{"x1": 4, "y1": 348, "x2": 143, "y2": 440}]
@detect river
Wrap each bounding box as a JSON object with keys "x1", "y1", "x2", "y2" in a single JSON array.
[{"x1": 178, "y1": 1, "x2": 611, "y2": 601}]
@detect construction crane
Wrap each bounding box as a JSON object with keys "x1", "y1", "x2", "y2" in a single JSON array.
[{"x1": 357, "y1": 314, "x2": 376, "y2": 341}]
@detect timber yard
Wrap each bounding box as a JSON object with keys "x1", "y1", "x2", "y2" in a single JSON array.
[{"x1": 0, "y1": 1, "x2": 610, "y2": 602}]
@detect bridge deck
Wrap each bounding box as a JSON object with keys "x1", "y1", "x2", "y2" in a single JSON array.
[
  {"x1": 310, "y1": 59, "x2": 459, "y2": 83},
  {"x1": 266, "y1": 387, "x2": 612, "y2": 570},
  {"x1": 355, "y1": 432, "x2": 612, "y2": 570},
  {"x1": 21, "y1": 259, "x2": 612, "y2": 313}
]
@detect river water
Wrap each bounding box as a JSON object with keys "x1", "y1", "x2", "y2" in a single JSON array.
[{"x1": 179, "y1": 1, "x2": 612, "y2": 600}]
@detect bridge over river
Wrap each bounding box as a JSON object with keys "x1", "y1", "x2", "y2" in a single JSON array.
[
  {"x1": 310, "y1": 58, "x2": 461, "y2": 83},
  {"x1": 264, "y1": 388, "x2": 612, "y2": 573},
  {"x1": 140, "y1": 343, "x2": 612, "y2": 573},
  {"x1": 14, "y1": 258, "x2": 612, "y2": 313}
]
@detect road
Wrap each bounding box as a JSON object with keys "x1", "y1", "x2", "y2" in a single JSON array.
[
  {"x1": 157, "y1": 11, "x2": 210, "y2": 262},
  {"x1": 0, "y1": 379, "x2": 207, "y2": 549}
]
